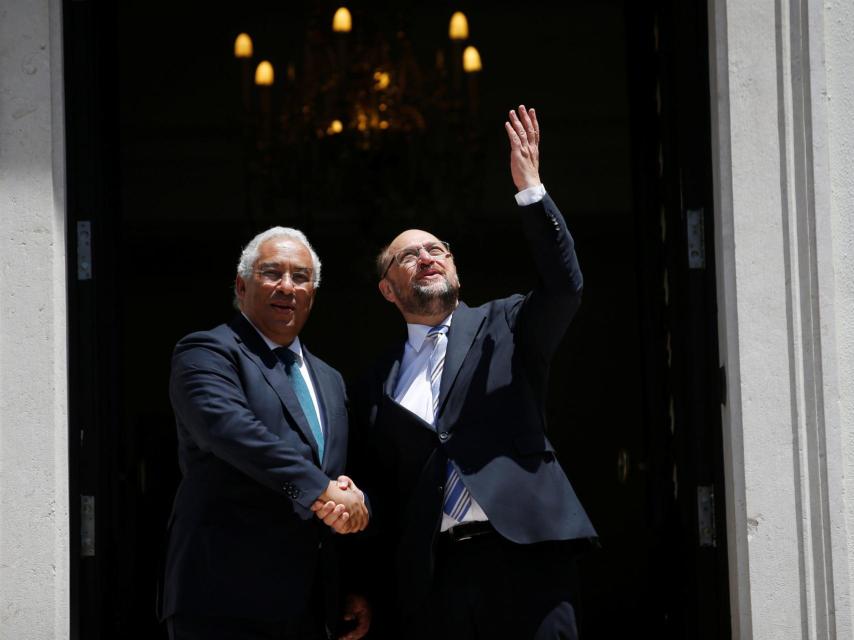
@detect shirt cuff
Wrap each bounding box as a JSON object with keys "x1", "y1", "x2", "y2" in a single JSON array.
[{"x1": 515, "y1": 183, "x2": 547, "y2": 206}]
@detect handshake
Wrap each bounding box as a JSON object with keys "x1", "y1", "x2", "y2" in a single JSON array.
[{"x1": 311, "y1": 475, "x2": 369, "y2": 534}]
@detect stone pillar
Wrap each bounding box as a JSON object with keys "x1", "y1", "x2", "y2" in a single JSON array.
[
  {"x1": 709, "y1": 0, "x2": 854, "y2": 637},
  {"x1": 0, "y1": 0, "x2": 69, "y2": 638}
]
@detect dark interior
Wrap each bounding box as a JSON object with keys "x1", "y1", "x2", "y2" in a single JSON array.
[{"x1": 64, "y1": 1, "x2": 730, "y2": 638}]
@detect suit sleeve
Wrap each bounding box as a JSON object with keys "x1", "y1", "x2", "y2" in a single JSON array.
[
  {"x1": 506, "y1": 193, "x2": 583, "y2": 365},
  {"x1": 169, "y1": 335, "x2": 330, "y2": 511},
  {"x1": 338, "y1": 370, "x2": 396, "y2": 610}
]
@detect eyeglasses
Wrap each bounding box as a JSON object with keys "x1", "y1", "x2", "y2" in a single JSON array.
[
  {"x1": 382, "y1": 240, "x2": 451, "y2": 278},
  {"x1": 255, "y1": 268, "x2": 314, "y2": 288}
]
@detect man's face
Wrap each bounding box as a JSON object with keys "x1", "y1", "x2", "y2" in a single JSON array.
[
  {"x1": 380, "y1": 229, "x2": 460, "y2": 318},
  {"x1": 235, "y1": 237, "x2": 316, "y2": 345}
]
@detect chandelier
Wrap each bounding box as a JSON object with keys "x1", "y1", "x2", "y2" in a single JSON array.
[{"x1": 230, "y1": 7, "x2": 485, "y2": 225}]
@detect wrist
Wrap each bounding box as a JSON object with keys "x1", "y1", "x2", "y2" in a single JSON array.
[{"x1": 317, "y1": 479, "x2": 338, "y2": 502}]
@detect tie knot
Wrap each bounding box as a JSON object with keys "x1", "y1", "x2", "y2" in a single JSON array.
[
  {"x1": 274, "y1": 347, "x2": 299, "y2": 368},
  {"x1": 427, "y1": 325, "x2": 449, "y2": 340}
]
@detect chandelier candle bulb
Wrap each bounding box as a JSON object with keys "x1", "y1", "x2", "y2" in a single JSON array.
[
  {"x1": 463, "y1": 46, "x2": 482, "y2": 73},
  {"x1": 332, "y1": 7, "x2": 352, "y2": 33},
  {"x1": 449, "y1": 12, "x2": 469, "y2": 40},
  {"x1": 255, "y1": 60, "x2": 274, "y2": 86},
  {"x1": 234, "y1": 33, "x2": 253, "y2": 58}
]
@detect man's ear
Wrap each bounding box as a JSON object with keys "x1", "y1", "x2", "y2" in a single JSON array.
[
  {"x1": 235, "y1": 275, "x2": 246, "y2": 303},
  {"x1": 378, "y1": 279, "x2": 396, "y2": 303}
]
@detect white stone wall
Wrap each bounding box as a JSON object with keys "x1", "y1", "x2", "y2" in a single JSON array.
[
  {"x1": 819, "y1": 0, "x2": 854, "y2": 636},
  {"x1": 0, "y1": 0, "x2": 69, "y2": 638},
  {"x1": 709, "y1": 0, "x2": 854, "y2": 637}
]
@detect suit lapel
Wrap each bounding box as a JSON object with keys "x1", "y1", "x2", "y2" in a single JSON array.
[
  {"x1": 438, "y1": 302, "x2": 487, "y2": 417},
  {"x1": 382, "y1": 345, "x2": 404, "y2": 399},
  {"x1": 380, "y1": 307, "x2": 485, "y2": 429},
  {"x1": 229, "y1": 315, "x2": 320, "y2": 461},
  {"x1": 379, "y1": 344, "x2": 439, "y2": 432}
]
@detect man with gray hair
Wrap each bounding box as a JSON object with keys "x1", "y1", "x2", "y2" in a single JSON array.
[{"x1": 159, "y1": 227, "x2": 370, "y2": 640}]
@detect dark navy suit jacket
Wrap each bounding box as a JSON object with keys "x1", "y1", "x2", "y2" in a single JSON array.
[
  {"x1": 160, "y1": 314, "x2": 348, "y2": 624},
  {"x1": 351, "y1": 194, "x2": 596, "y2": 611}
]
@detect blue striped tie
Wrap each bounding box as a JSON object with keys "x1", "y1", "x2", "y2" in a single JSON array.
[
  {"x1": 276, "y1": 348, "x2": 325, "y2": 463},
  {"x1": 426, "y1": 325, "x2": 472, "y2": 521},
  {"x1": 426, "y1": 325, "x2": 448, "y2": 419}
]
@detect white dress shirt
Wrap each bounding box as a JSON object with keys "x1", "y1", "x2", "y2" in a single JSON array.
[
  {"x1": 515, "y1": 182, "x2": 546, "y2": 206},
  {"x1": 393, "y1": 313, "x2": 489, "y2": 531},
  {"x1": 242, "y1": 314, "x2": 325, "y2": 436}
]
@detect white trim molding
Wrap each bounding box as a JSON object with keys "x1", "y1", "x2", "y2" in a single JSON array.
[
  {"x1": 0, "y1": 0, "x2": 69, "y2": 638},
  {"x1": 709, "y1": 0, "x2": 854, "y2": 637}
]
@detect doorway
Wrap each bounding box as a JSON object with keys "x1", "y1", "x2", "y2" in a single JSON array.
[{"x1": 64, "y1": 1, "x2": 729, "y2": 637}]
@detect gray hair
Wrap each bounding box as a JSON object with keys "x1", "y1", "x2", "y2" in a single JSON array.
[{"x1": 236, "y1": 226, "x2": 322, "y2": 288}]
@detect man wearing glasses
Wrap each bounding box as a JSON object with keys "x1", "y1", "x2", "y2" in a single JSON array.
[
  {"x1": 343, "y1": 106, "x2": 597, "y2": 639},
  {"x1": 161, "y1": 228, "x2": 370, "y2": 639}
]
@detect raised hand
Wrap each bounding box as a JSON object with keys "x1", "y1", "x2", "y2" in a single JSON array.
[{"x1": 504, "y1": 105, "x2": 541, "y2": 191}]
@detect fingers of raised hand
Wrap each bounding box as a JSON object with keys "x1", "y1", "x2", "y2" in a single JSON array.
[
  {"x1": 505, "y1": 120, "x2": 522, "y2": 148},
  {"x1": 528, "y1": 107, "x2": 540, "y2": 141},
  {"x1": 509, "y1": 109, "x2": 529, "y2": 141},
  {"x1": 507, "y1": 106, "x2": 539, "y2": 158},
  {"x1": 518, "y1": 105, "x2": 538, "y2": 141}
]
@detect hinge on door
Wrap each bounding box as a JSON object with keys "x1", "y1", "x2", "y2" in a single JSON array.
[
  {"x1": 697, "y1": 485, "x2": 716, "y2": 547},
  {"x1": 686, "y1": 208, "x2": 705, "y2": 269},
  {"x1": 77, "y1": 221, "x2": 92, "y2": 280},
  {"x1": 81, "y1": 495, "x2": 95, "y2": 557}
]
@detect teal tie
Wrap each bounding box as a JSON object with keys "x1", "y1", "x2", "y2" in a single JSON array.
[{"x1": 275, "y1": 347, "x2": 325, "y2": 463}]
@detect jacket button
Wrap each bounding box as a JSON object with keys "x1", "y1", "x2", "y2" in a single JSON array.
[
  {"x1": 438, "y1": 485, "x2": 444, "y2": 494},
  {"x1": 438, "y1": 432, "x2": 449, "y2": 442}
]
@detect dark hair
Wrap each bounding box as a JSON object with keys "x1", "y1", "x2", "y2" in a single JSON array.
[{"x1": 375, "y1": 244, "x2": 392, "y2": 279}]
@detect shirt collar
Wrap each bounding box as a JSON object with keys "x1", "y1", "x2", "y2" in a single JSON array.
[
  {"x1": 241, "y1": 312, "x2": 304, "y2": 364},
  {"x1": 405, "y1": 312, "x2": 454, "y2": 353}
]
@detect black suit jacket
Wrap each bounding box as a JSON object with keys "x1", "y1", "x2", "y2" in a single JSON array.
[
  {"x1": 160, "y1": 314, "x2": 349, "y2": 624},
  {"x1": 351, "y1": 194, "x2": 596, "y2": 610}
]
